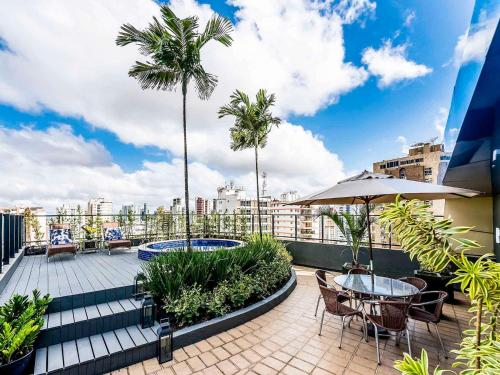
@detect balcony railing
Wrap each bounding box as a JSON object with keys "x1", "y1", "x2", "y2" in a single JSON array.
[{"x1": 21, "y1": 212, "x2": 404, "y2": 250}]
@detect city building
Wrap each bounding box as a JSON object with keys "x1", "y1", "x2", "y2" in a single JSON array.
[
  {"x1": 87, "y1": 198, "x2": 112, "y2": 217},
  {"x1": 170, "y1": 197, "x2": 184, "y2": 215},
  {"x1": 373, "y1": 141, "x2": 451, "y2": 185},
  {"x1": 214, "y1": 182, "x2": 272, "y2": 232},
  {"x1": 270, "y1": 191, "x2": 317, "y2": 240},
  {"x1": 195, "y1": 197, "x2": 213, "y2": 215}
]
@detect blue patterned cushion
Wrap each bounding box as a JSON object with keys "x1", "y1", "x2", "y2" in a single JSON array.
[
  {"x1": 50, "y1": 229, "x2": 73, "y2": 245},
  {"x1": 105, "y1": 227, "x2": 123, "y2": 241}
]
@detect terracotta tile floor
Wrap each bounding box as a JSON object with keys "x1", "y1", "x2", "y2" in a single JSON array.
[{"x1": 114, "y1": 266, "x2": 471, "y2": 375}]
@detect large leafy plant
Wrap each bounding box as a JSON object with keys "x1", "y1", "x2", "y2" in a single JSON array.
[
  {"x1": 319, "y1": 206, "x2": 369, "y2": 266},
  {"x1": 143, "y1": 235, "x2": 291, "y2": 327},
  {"x1": 0, "y1": 290, "x2": 51, "y2": 365},
  {"x1": 380, "y1": 196, "x2": 500, "y2": 374}
]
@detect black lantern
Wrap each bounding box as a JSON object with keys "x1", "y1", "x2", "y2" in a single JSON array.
[
  {"x1": 157, "y1": 318, "x2": 173, "y2": 364},
  {"x1": 134, "y1": 272, "x2": 146, "y2": 300},
  {"x1": 140, "y1": 294, "x2": 155, "y2": 328}
]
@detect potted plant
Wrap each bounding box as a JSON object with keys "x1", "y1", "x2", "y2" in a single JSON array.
[
  {"x1": 23, "y1": 209, "x2": 46, "y2": 256},
  {"x1": 0, "y1": 290, "x2": 51, "y2": 374},
  {"x1": 380, "y1": 195, "x2": 499, "y2": 374},
  {"x1": 81, "y1": 224, "x2": 99, "y2": 250},
  {"x1": 413, "y1": 266, "x2": 455, "y2": 303},
  {"x1": 318, "y1": 206, "x2": 369, "y2": 272}
]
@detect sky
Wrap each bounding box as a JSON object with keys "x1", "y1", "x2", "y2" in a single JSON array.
[{"x1": 0, "y1": 0, "x2": 487, "y2": 212}]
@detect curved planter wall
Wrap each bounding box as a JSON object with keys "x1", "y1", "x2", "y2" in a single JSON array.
[{"x1": 172, "y1": 269, "x2": 297, "y2": 349}]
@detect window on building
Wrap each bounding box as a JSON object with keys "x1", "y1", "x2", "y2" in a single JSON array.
[
  {"x1": 387, "y1": 160, "x2": 399, "y2": 168},
  {"x1": 424, "y1": 167, "x2": 432, "y2": 176}
]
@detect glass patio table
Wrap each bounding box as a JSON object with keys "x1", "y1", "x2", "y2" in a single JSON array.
[
  {"x1": 334, "y1": 273, "x2": 419, "y2": 338},
  {"x1": 334, "y1": 274, "x2": 419, "y2": 298}
]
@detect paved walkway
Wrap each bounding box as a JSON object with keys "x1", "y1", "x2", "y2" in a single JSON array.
[{"x1": 114, "y1": 266, "x2": 470, "y2": 375}]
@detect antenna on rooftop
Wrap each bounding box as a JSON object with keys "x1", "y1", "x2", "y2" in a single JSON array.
[{"x1": 261, "y1": 172, "x2": 267, "y2": 196}]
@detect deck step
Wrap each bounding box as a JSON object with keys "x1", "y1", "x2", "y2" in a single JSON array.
[
  {"x1": 38, "y1": 298, "x2": 142, "y2": 347},
  {"x1": 34, "y1": 324, "x2": 159, "y2": 375},
  {"x1": 46, "y1": 284, "x2": 135, "y2": 313}
]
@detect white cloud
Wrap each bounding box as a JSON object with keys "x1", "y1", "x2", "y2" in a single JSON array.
[
  {"x1": 434, "y1": 107, "x2": 449, "y2": 142},
  {"x1": 403, "y1": 10, "x2": 416, "y2": 27},
  {"x1": 453, "y1": 8, "x2": 498, "y2": 65},
  {"x1": 0, "y1": 125, "x2": 225, "y2": 211},
  {"x1": 396, "y1": 135, "x2": 409, "y2": 154},
  {"x1": 362, "y1": 40, "x2": 432, "y2": 87},
  {"x1": 333, "y1": 0, "x2": 376, "y2": 25},
  {"x1": 0, "y1": 0, "x2": 366, "y2": 209}
]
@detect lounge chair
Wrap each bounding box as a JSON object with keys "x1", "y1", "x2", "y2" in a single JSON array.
[
  {"x1": 47, "y1": 223, "x2": 77, "y2": 262},
  {"x1": 102, "y1": 222, "x2": 131, "y2": 255}
]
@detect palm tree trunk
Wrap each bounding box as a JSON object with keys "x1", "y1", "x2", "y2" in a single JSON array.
[
  {"x1": 182, "y1": 87, "x2": 192, "y2": 251},
  {"x1": 254, "y1": 135, "x2": 262, "y2": 240}
]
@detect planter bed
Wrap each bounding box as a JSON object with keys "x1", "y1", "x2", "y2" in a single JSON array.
[{"x1": 172, "y1": 268, "x2": 296, "y2": 349}]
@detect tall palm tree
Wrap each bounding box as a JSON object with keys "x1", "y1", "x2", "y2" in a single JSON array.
[
  {"x1": 116, "y1": 6, "x2": 233, "y2": 250},
  {"x1": 218, "y1": 89, "x2": 281, "y2": 240}
]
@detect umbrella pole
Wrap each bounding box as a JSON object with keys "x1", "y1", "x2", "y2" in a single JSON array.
[{"x1": 364, "y1": 199, "x2": 374, "y2": 271}]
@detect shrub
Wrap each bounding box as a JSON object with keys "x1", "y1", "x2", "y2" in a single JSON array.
[
  {"x1": 143, "y1": 235, "x2": 292, "y2": 327},
  {"x1": 0, "y1": 290, "x2": 51, "y2": 365},
  {"x1": 164, "y1": 284, "x2": 206, "y2": 327}
]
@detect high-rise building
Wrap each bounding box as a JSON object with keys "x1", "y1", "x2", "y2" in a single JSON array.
[
  {"x1": 214, "y1": 182, "x2": 272, "y2": 232},
  {"x1": 270, "y1": 191, "x2": 317, "y2": 240},
  {"x1": 195, "y1": 197, "x2": 212, "y2": 215},
  {"x1": 87, "y1": 198, "x2": 113, "y2": 217},
  {"x1": 170, "y1": 198, "x2": 184, "y2": 214},
  {"x1": 372, "y1": 141, "x2": 451, "y2": 246}
]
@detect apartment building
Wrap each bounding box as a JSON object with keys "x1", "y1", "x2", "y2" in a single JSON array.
[
  {"x1": 270, "y1": 191, "x2": 318, "y2": 239},
  {"x1": 87, "y1": 198, "x2": 113, "y2": 216},
  {"x1": 372, "y1": 141, "x2": 451, "y2": 246}
]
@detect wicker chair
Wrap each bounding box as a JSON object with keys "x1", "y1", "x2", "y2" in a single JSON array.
[
  {"x1": 318, "y1": 285, "x2": 366, "y2": 348},
  {"x1": 388, "y1": 276, "x2": 428, "y2": 303},
  {"x1": 47, "y1": 223, "x2": 77, "y2": 262},
  {"x1": 399, "y1": 277, "x2": 427, "y2": 303},
  {"x1": 408, "y1": 291, "x2": 448, "y2": 358},
  {"x1": 314, "y1": 270, "x2": 350, "y2": 316},
  {"x1": 102, "y1": 222, "x2": 132, "y2": 255},
  {"x1": 365, "y1": 300, "x2": 411, "y2": 365}
]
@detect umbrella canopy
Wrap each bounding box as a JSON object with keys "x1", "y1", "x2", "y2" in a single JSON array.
[
  {"x1": 290, "y1": 170, "x2": 481, "y2": 271},
  {"x1": 292, "y1": 170, "x2": 480, "y2": 206}
]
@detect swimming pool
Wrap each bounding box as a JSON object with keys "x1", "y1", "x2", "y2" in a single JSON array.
[{"x1": 137, "y1": 238, "x2": 244, "y2": 261}]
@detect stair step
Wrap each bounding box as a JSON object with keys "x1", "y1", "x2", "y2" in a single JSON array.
[
  {"x1": 47, "y1": 285, "x2": 135, "y2": 313},
  {"x1": 34, "y1": 324, "x2": 159, "y2": 375},
  {"x1": 38, "y1": 298, "x2": 142, "y2": 347}
]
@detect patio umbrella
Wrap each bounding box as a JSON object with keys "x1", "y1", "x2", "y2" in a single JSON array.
[{"x1": 291, "y1": 170, "x2": 480, "y2": 271}]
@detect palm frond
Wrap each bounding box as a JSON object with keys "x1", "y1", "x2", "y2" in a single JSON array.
[
  {"x1": 197, "y1": 14, "x2": 233, "y2": 47},
  {"x1": 128, "y1": 61, "x2": 181, "y2": 90},
  {"x1": 191, "y1": 65, "x2": 218, "y2": 100}
]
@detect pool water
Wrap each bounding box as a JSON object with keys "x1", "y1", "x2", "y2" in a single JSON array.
[{"x1": 138, "y1": 238, "x2": 243, "y2": 261}]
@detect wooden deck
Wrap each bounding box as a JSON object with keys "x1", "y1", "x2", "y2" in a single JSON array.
[{"x1": 0, "y1": 249, "x2": 144, "y2": 304}]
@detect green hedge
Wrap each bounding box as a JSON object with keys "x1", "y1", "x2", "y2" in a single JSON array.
[{"x1": 142, "y1": 235, "x2": 292, "y2": 327}]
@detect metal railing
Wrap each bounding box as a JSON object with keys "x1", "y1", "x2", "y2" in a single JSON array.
[
  {"x1": 0, "y1": 213, "x2": 24, "y2": 272},
  {"x1": 23, "y1": 212, "x2": 402, "y2": 250}
]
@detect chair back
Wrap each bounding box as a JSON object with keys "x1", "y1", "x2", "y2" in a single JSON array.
[
  {"x1": 102, "y1": 222, "x2": 119, "y2": 229},
  {"x1": 315, "y1": 270, "x2": 327, "y2": 288},
  {"x1": 379, "y1": 300, "x2": 410, "y2": 331},
  {"x1": 50, "y1": 223, "x2": 70, "y2": 230},
  {"x1": 399, "y1": 277, "x2": 427, "y2": 303},
  {"x1": 419, "y1": 291, "x2": 448, "y2": 319},
  {"x1": 48, "y1": 223, "x2": 72, "y2": 245},
  {"x1": 349, "y1": 267, "x2": 370, "y2": 275},
  {"x1": 319, "y1": 285, "x2": 345, "y2": 315}
]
